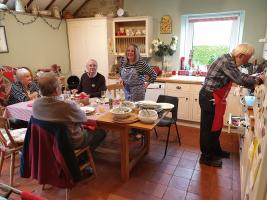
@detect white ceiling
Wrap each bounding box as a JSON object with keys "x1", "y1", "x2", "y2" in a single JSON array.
[{"x1": 5, "y1": 0, "x2": 88, "y2": 15}]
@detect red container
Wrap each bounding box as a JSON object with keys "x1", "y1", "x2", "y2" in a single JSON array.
[{"x1": 178, "y1": 70, "x2": 189, "y2": 76}]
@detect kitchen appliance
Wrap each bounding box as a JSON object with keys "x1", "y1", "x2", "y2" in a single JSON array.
[{"x1": 145, "y1": 82, "x2": 165, "y2": 102}]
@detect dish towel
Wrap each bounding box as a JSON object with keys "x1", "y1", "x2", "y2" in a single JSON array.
[{"x1": 21, "y1": 191, "x2": 48, "y2": 200}]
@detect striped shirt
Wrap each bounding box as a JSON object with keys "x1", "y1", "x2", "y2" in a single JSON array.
[
  {"x1": 120, "y1": 57, "x2": 157, "y2": 84},
  {"x1": 202, "y1": 53, "x2": 257, "y2": 92}
]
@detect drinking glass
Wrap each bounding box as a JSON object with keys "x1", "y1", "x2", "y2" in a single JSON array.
[{"x1": 101, "y1": 90, "x2": 106, "y2": 103}]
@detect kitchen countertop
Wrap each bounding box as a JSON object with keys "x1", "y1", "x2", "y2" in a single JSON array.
[
  {"x1": 108, "y1": 75, "x2": 205, "y2": 84},
  {"x1": 156, "y1": 75, "x2": 205, "y2": 84}
]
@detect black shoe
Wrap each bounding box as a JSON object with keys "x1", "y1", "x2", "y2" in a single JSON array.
[
  {"x1": 199, "y1": 155, "x2": 222, "y2": 168},
  {"x1": 216, "y1": 150, "x2": 230, "y2": 158}
]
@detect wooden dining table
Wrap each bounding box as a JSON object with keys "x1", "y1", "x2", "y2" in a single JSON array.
[{"x1": 4, "y1": 100, "x2": 168, "y2": 182}]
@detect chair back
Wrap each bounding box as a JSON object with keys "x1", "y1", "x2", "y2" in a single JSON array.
[
  {"x1": 0, "y1": 117, "x2": 17, "y2": 148},
  {"x1": 67, "y1": 75, "x2": 80, "y2": 90},
  {"x1": 20, "y1": 117, "x2": 81, "y2": 188},
  {"x1": 157, "y1": 95, "x2": 179, "y2": 121},
  {"x1": 107, "y1": 83, "x2": 124, "y2": 98}
]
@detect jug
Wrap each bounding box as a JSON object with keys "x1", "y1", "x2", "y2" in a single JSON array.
[{"x1": 15, "y1": 0, "x2": 25, "y2": 12}]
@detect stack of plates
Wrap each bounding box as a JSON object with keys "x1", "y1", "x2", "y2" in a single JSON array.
[{"x1": 136, "y1": 101, "x2": 161, "y2": 110}]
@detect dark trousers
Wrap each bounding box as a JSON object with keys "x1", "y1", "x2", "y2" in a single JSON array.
[
  {"x1": 79, "y1": 128, "x2": 107, "y2": 151},
  {"x1": 199, "y1": 90, "x2": 222, "y2": 158}
]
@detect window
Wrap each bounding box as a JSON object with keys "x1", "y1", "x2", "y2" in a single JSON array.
[{"x1": 180, "y1": 11, "x2": 245, "y2": 70}]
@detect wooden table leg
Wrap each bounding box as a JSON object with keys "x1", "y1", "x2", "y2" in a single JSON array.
[
  {"x1": 144, "y1": 130, "x2": 151, "y2": 154},
  {"x1": 120, "y1": 127, "x2": 129, "y2": 182}
]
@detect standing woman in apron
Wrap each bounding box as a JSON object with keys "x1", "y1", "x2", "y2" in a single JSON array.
[
  {"x1": 120, "y1": 44, "x2": 157, "y2": 102},
  {"x1": 199, "y1": 43, "x2": 265, "y2": 167}
]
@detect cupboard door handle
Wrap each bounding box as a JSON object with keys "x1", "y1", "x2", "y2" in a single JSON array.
[
  {"x1": 176, "y1": 86, "x2": 182, "y2": 89},
  {"x1": 186, "y1": 98, "x2": 188, "y2": 101},
  {"x1": 195, "y1": 98, "x2": 198, "y2": 102}
]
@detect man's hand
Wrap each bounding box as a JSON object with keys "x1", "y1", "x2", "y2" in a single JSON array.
[
  {"x1": 71, "y1": 89, "x2": 78, "y2": 95},
  {"x1": 256, "y1": 74, "x2": 266, "y2": 85}
]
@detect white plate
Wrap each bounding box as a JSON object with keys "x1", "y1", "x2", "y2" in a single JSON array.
[
  {"x1": 117, "y1": 8, "x2": 124, "y2": 17},
  {"x1": 80, "y1": 106, "x2": 95, "y2": 114},
  {"x1": 157, "y1": 103, "x2": 174, "y2": 110}
]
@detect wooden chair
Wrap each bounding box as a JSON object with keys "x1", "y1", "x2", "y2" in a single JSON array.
[
  {"x1": 0, "y1": 117, "x2": 26, "y2": 186},
  {"x1": 21, "y1": 117, "x2": 96, "y2": 200},
  {"x1": 106, "y1": 83, "x2": 124, "y2": 98}
]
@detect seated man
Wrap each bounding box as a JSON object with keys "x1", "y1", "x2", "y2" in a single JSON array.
[
  {"x1": 8, "y1": 68, "x2": 39, "y2": 105},
  {"x1": 74, "y1": 59, "x2": 107, "y2": 98},
  {"x1": 32, "y1": 72, "x2": 106, "y2": 151}
]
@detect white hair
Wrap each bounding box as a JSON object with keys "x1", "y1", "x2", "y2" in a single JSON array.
[{"x1": 16, "y1": 68, "x2": 30, "y2": 81}]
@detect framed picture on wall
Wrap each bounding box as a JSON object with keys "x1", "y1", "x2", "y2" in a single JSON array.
[
  {"x1": 0, "y1": 26, "x2": 8, "y2": 53},
  {"x1": 160, "y1": 15, "x2": 172, "y2": 34}
]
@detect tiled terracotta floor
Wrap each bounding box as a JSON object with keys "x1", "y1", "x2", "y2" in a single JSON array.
[{"x1": 0, "y1": 125, "x2": 241, "y2": 200}]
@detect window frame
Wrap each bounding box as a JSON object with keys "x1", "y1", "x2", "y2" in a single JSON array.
[{"x1": 180, "y1": 11, "x2": 245, "y2": 62}]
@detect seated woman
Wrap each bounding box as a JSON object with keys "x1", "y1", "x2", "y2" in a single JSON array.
[
  {"x1": 73, "y1": 59, "x2": 106, "y2": 98},
  {"x1": 7, "y1": 68, "x2": 39, "y2": 128},
  {"x1": 8, "y1": 68, "x2": 39, "y2": 105}
]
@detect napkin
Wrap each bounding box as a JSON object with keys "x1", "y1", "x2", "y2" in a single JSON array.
[
  {"x1": 27, "y1": 103, "x2": 33, "y2": 107},
  {"x1": 82, "y1": 119, "x2": 96, "y2": 131}
]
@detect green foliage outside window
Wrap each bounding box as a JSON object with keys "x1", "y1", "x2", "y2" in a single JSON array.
[{"x1": 192, "y1": 45, "x2": 229, "y2": 65}]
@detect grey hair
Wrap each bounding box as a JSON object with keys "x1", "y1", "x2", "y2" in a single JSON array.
[
  {"x1": 124, "y1": 43, "x2": 140, "y2": 64},
  {"x1": 232, "y1": 43, "x2": 255, "y2": 57},
  {"x1": 38, "y1": 72, "x2": 60, "y2": 96},
  {"x1": 86, "y1": 59, "x2": 98, "y2": 69},
  {"x1": 16, "y1": 68, "x2": 30, "y2": 81}
]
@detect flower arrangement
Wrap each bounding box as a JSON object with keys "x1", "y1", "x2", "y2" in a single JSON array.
[{"x1": 152, "y1": 36, "x2": 178, "y2": 57}]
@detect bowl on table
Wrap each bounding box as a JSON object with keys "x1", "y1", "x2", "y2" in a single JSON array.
[
  {"x1": 138, "y1": 109, "x2": 158, "y2": 124},
  {"x1": 110, "y1": 106, "x2": 132, "y2": 119},
  {"x1": 121, "y1": 101, "x2": 135, "y2": 109}
]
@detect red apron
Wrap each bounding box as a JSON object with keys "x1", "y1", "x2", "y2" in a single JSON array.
[{"x1": 211, "y1": 82, "x2": 232, "y2": 132}]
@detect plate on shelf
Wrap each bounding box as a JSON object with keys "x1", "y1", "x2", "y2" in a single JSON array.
[
  {"x1": 157, "y1": 103, "x2": 174, "y2": 110},
  {"x1": 117, "y1": 8, "x2": 124, "y2": 17},
  {"x1": 80, "y1": 106, "x2": 95, "y2": 114}
]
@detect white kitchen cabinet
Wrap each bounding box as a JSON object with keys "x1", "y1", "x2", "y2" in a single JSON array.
[
  {"x1": 113, "y1": 16, "x2": 153, "y2": 57},
  {"x1": 165, "y1": 83, "x2": 201, "y2": 122},
  {"x1": 67, "y1": 17, "x2": 114, "y2": 80}
]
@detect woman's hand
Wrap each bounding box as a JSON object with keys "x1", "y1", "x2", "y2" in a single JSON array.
[
  {"x1": 144, "y1": 82, "x2": 149, "y2": 89},
  {"x1": 29, "y1": 91, "x2": 39, "y2": 100},
  {"x1": 118, "y1": 77, "x2": 125, "y2": 87}
]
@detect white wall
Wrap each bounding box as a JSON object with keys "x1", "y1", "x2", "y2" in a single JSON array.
[{"x1": 0, "y1": 11, "x2": 70, "y2": 74}]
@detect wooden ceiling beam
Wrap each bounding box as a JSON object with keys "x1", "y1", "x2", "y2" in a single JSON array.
[
  {"x1": 45, "y1": 0, "x2": 57, "y2": 10},
  {"x1": 62, "y1": 0, "x2": 74, "y2": 13},
  {"x1": 26, "y1": 0, "x2": 33, "y2": 8},
  {"x1": 118, "y1": 0, "x2": 124, "y2": 8},
  {"x1": 73, "y1": 0, "x2": 90, "y2": 16}
]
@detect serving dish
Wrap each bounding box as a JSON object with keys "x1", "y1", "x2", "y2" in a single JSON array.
[
  {"x1": 80, "y1": 106, "x2": 95, "y2": 114},
  {"x1": 110, "y1": 106, "x2": 132, "y2": 119},
  {"x1": 138, "y1": 109, "x2": 158, "y2": 124}
]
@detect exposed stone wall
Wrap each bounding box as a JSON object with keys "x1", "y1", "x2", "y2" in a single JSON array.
[{"x1": 76, "y1": 0, "x2": 122, "y2": 18}]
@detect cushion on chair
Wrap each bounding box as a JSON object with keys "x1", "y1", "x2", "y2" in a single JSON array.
[
  {"x1": 0, "y1": 128, "x2": 26, "y2": 146},
  {"x1": 157, "y1": 117, "x2": 176, "y2": 127}
]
